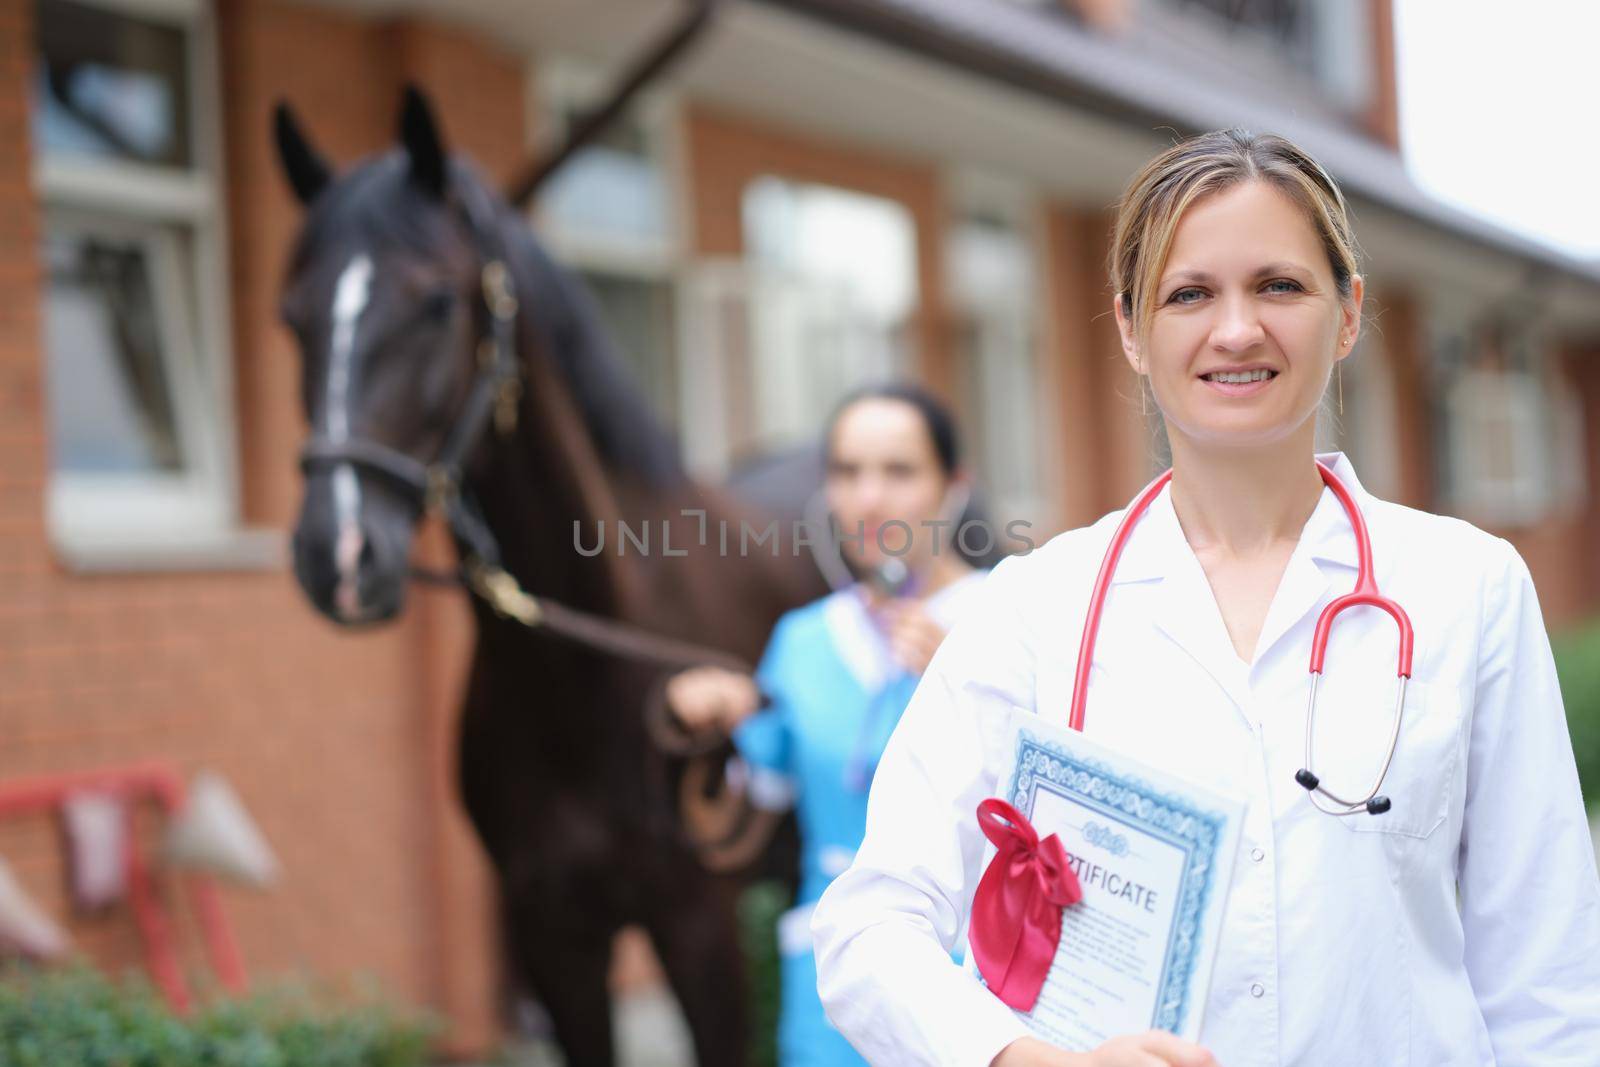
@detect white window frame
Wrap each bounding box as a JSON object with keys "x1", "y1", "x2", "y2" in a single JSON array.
[
  {"x1": 679, "y1": 176, "x2": 924, "y2": 480},
  {"x1": 942, "y1": 168, "x2": 1058, "y2": 533},
  {"x1": 677, "y1": 258, "x2": 747, "y2": 480},
  {"x1": 1442, "y1": 366, "x2": 1558, "y2": 528},
  {"x1": 32, "y1": 0, "x2": 269, "y2": 569},
  {"x1": 44, "y1": 209, "x2": 222, "y2": 531},
  {"x1": 1330, "y1": 332, "x2": 1402, "y2": 502},
  {"x1": 1549, "y1": 370, "x2": 1589, "y2": 516}
]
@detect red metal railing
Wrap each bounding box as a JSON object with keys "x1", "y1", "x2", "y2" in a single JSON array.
[{"x1": 0, "y1": 763, "x2": 247, "y2": 1011}]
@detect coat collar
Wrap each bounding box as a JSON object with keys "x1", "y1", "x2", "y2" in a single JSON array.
[
  {"x1": 1109, "y1": 451, "x2": 1368, "y2": 586},
  {"x1": 1097, "y1": 452, "x2": 1375, "y2": 714}
]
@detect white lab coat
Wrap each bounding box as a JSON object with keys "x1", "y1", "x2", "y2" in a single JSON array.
[{"x1": 811, "y1": 452, "x2": 1600, "y2": 1066}]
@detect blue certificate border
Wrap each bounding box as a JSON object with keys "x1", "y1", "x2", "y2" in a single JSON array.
[{"x1": 1008, "y1": 729, "x2": 1229, "y2": 1035}]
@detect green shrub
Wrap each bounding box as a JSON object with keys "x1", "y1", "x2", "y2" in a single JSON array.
[
  {"x1": 737, "y1": 880, "x2": 789, "y2": 1067},
  {"x1": 1553, "y1": 617, "x2": 1600, "y2": 813},
  {"x1": 0, "y1": 964, "x2": 435, "y2": 1067}
]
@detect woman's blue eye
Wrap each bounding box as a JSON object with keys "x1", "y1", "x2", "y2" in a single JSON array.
[
  {"x1": 1263, "y1": 279, "x2": 1303, "y2": 294},
  {"x1": 1168, "y1": 288, "x2": 1204, "y2": 305}
]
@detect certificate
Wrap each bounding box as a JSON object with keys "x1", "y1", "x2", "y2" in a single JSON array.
[{"x1": 965, "y1": 709, "x2": 1245, "y2": 1050}]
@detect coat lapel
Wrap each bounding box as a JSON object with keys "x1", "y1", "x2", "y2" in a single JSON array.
[{"x1": 1251, "y1": 453, "x2": 1366, "y2": 670}]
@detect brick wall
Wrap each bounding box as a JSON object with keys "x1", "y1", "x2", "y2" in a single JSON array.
[
  {"x1": 0, "y1": 0, "x2": 523, "y2": 1055},
  {"x1": 1498, "y1": 345, "x2": 1600, "y2": 629}
]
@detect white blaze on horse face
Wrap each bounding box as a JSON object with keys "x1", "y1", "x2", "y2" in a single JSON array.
[{"x1": 328, "y1": 252, "x2": 373, "y2": 619}]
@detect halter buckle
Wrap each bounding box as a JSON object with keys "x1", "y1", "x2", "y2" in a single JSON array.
[
  {"x1": 481, "y1": 261, "x2": 518, "y2": 321},
  {"x1": 494, "y1": 377, "x2": 522, "y2": 437},
  {"x1": 424, "y1": 465, "x2": 457, "y2": 516},
  {"x1": 467, "y1": 562, "x2": 542, "y2": 626}
]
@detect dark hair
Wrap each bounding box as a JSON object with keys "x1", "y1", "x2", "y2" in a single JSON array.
[{"x1": 823, "y1": 381, "x2": 961, "y2": 476}]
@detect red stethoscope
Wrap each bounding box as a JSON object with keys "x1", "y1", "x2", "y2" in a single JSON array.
[{"x1": 1065, "y1": 460, "x2": 1416, "y2": 817}]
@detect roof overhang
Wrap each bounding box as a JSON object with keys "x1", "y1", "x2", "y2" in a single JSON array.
[
  {"x1": 760, "y1": 0, "x2": 1600, "y2": 297},
  {"x1": 304, "y1": 0, "x2": 1600, "y2": 333}
]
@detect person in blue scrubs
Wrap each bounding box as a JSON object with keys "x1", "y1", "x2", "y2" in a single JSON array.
[{"x1": 667, "y1": 383, "x2": 989, "y2": 1066}]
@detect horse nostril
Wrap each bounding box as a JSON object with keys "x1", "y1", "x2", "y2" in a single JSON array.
[
  {"x1": 358, "y1": 534, "x2": 379, "y2": 576},
  {"x1": 355, "y1": 524, "x2": 402, "y2": 587}
]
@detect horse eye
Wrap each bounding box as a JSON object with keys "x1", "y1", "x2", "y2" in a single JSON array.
[{"x1": 420, "y1": 288, "x2": 456, "y2": 323}]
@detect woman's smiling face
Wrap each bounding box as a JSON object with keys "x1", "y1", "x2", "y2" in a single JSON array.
[{"x1": 1116, "y1": 179, "x2": 1363, "y2": 450}]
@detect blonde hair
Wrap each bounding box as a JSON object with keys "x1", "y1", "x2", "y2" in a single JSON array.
[{"x1": 1110, "y1": 129, "x2": 1361, "y2": 349}]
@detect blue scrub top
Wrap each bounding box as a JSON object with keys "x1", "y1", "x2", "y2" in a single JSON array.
[
  {"x1": 732, "y1": 572, "x2": 989, "y2": 1067},
  {"x1": 739, "y1": 607, "x2": 912, "y2": 907},
  {"x1": 734, "y1": 570, "x2": 991, "y2": 907}
]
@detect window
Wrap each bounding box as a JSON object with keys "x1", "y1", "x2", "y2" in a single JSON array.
[
  {"x1": 32, "y1": 0, "x2": 243, "y2": 560},
  {"x1": 1165, "y1": 0, "x2": 1309, "y2": 44},
  {"x1": 1147, "y1": 0, "x2": 1372, "y2": 115},
  {"x1": 1436, "y1": 327, "x2": 1587, "y2": 527},
  {"x1": 945, "y1": 189, "x2": 1050, "y2": 530},
  {"x1": 532, "y1": 58, "x2": 680, "y2": 425},
  {"x1": 679, "y1": 178, "x2": 922, "y2": 477},
  {"x1": 1443, "y1": 368, "x2": 1551, "y2": 525},
  {"x1": 1329, "y1": 335, "x2": 1402, "y2": 502},
  {"x1": 741, "y1": 177, "x2": 918, "y2": 453},
  {"x1": 576, "y1": 270, "x2": 679, "y2": 425}
]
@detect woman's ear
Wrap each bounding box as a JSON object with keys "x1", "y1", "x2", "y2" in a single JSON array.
[
  {"x1": 1112, "y1": 292, "x2": 1142, "y2": 374},
  {"x1": 1336, "y1": 273, "x2": 1365, "y2": 363}
]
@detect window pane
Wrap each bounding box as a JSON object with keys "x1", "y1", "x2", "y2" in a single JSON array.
[
  {"x1": 948, "y1": 214, "x2": 1041, "y2": 526},
  {"x1": 576, "y1": 271, "x2": 678, "y2": 426},
  {"x1": 740, "y1": 177, "x2": 919, "y2": 453},
  {"x1": 33, "y1": 0, "x2": 192, "y2": 169},
  {"x1": 1165, "y1": 0, "x2": 1308, "y2": 43},
  {"x1": 44, "y1": 228, "x2": 184, "y2": 474},
  {"x1": 540, "y1": 111, "x2": 667, "y2": 246}
]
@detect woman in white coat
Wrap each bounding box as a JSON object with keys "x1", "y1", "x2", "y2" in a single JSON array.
[{"x1": 809, "y1": 128, "x2": 1600, "y2": 1067}]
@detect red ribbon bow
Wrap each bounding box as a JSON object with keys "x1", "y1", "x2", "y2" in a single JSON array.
[{"x1": 970, "y1": 797, "x2": 1084, "y2": 1012}]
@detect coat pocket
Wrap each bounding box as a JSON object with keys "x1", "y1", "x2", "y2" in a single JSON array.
[{"x1": 1314, "y1": 678, "x2": 1461, "y2": 839}]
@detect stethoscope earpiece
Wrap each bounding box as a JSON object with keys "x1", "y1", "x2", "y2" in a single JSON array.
[{"x1": 1296, "y1": 769, "x2": 1392, "y2": 816}]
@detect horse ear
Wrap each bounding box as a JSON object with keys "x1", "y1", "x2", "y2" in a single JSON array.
[
  {"x1": 272, "y1": 102, "x2": 331, "y2": 205},
  {"x1": 398, "y1": 83, "x2": 447, "y2": 198}
]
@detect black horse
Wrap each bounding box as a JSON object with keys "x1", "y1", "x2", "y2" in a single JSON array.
[{"x1": 274, "y1": 87, "x2": 824, "y2": 1064}]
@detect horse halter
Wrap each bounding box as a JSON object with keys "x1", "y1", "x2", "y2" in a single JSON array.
[{"x1": 297, "y1": 169, "x2": 531, "y2": 618}]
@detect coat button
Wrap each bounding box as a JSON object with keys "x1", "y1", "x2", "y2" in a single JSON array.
[
  {"x1": 1250, "y1": 847, "x2": 1265, "y2": 862},
  {"x1": 1250, "y1": 983, "x2": 1265, "y2": 999}
]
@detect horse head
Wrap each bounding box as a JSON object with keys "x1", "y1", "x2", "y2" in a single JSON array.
[{"x1": 274, "y1": 86, "x2": 505, "y2": 625}]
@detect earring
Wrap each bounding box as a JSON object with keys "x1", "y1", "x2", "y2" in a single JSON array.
[{"x1": 1337, "y1": 362, "x2": 1344, "y2": 416}]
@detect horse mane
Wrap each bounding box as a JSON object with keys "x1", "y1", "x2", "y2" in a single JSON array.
[{"x1": 476, "y1": 171, "x2": 688, "y2": 492}]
